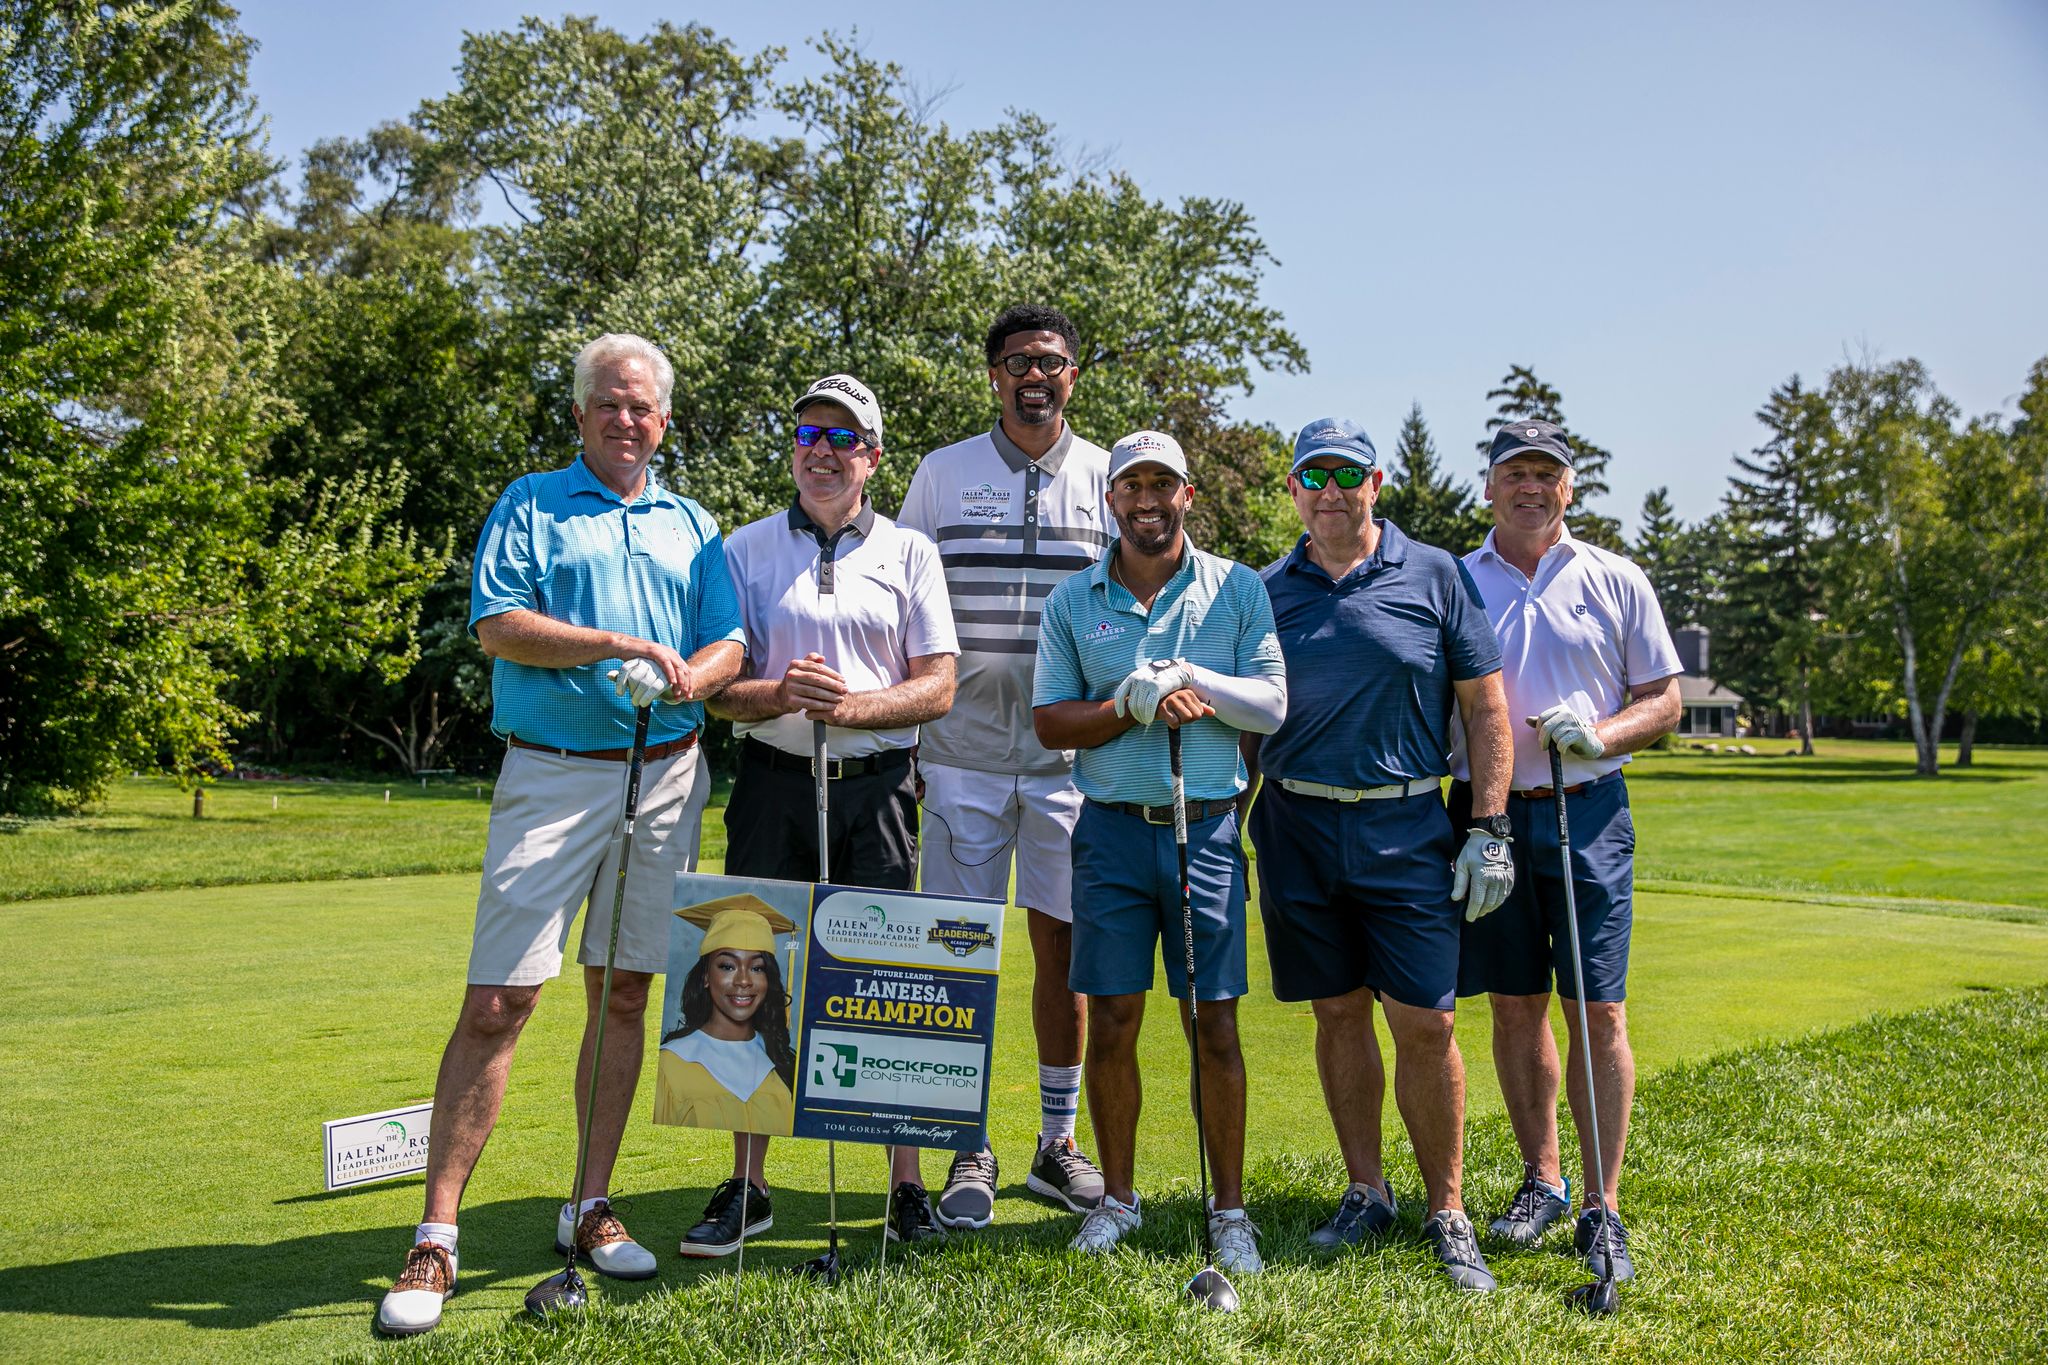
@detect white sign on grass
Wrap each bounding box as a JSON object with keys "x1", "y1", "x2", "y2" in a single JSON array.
[{"x1": 323, "y1": 1102, "x2": 433, "y2": 1191}]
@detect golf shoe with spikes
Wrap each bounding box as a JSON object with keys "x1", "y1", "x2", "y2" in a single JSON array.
[
  {"x1": 554, "y1": 1199, "x2": 657, "y2": 1279},
  {"x1": 1489, "y1": 1172, "x2": 1570, "y2": 1245},
  {"x1": 1422, "y1": 1210, "x2": 1497, "y2": 1293},
  {"x1": 1575, "y1": 1207, "x2": 1635, "y2": 1281},
  {"x1": 376, "y1": 1240, "x2": 455, "y2": 1337}
]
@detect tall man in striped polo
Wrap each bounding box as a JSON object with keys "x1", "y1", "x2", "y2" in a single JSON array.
[
  {"x1": 377, "y1": 333, "x2": 745, "y2": 1337},
  {"x1": 1033, "y1": 431, "x2": 1287, "y2": 1274},
  {"x1": 898, "y1": 304, "x2": 1114, "y2": 1227},
  {"x1": 1451, "y1": 420, "x2": 1681, "y2": 1283}
]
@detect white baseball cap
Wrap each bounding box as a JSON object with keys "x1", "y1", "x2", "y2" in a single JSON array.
[
  {"x1": 794, "y1": 373, "x2": 883, "y2": 446},
  {"x1": 1107, "y1": 429, "x2": 1191, "y2": 483}
]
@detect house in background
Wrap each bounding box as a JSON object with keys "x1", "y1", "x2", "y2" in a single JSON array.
[{"x1": 1671, "y1": 626, "x2": 1742, "y2": 738}]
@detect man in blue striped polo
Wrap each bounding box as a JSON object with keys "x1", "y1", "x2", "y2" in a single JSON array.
[
  {"x1": 377, "y1": 333, "x2": 745, "y2": 1338},
  {"x1": 1032, "y1": 431, "x2": 1287, "y2": 1276}
]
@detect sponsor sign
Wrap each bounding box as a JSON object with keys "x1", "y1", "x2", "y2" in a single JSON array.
[{"x1": 323, "y1": 1102, "x2": 433, "y2": 1191}]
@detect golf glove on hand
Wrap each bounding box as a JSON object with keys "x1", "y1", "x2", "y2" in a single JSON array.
[
  {"x1": 1536, "y1": 703, "x2": 1605, "y2": 759},
  {"x1": 613, "y1": 658, "x2": 670, "y2": 708},
  {"x1": 1113, "y1": 659, "x2": 1195, "y2": 726},
  {"x1": 1451, "y1": 828, "x2": 1514, "y2": 922}
]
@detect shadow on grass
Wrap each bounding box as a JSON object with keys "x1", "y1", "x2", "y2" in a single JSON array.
[{"x1": 1630, "y1": 763, "x2": 2024, "y2": 785}]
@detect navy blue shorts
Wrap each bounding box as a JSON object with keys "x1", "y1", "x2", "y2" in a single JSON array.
[
  {"x1": 1450, "y1": 775, "x2": 1635, "y2": 1002},
  {"x1": 1248, "y1": 782, "x2": 1462, "y2": 1011},
  {"x1": 1069, "y1": 801, "x2": 1249, "y2": 1001}
]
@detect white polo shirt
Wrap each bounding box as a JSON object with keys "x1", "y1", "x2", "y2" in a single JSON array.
[
  {"x1": 1450, "y1": 524, "x2": 1683, "y2": 790},
  {"x1": 723, "y1": 499, "x2": 958, "y2": 759}
]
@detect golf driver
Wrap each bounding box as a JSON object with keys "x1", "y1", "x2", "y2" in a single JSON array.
[
  {"x1": 797, "y1": 716, "x2": 845, "y2": 1287},
  {"x1": 1169, "y1": 725, "x2": 1239, "y2": 1313},
  {"x1": 524, "y1": 691, "x2": 652, "y2": 1319},
  {"x1": 1547, "y1": 741, "x2": 1621, "y2": 1317}
]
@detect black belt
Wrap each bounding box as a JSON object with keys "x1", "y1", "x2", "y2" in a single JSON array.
[
  {"x1": 1087, "y1": 797, "x2": 1237, "y2": 827},
  {"x1": 510, "y1": 732, "x2": 697, "y2": 762},
  {"x1": 743, "y1": 735, "x2": 913, "y2": 781}
]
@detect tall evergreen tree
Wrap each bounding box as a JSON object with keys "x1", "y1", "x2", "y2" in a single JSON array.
[
  {"x1": 1632, "y1": 487, "x2": 1692, "y2": 623},
  {"x1": 1380, "y1": 402, "x2": 1485, "y2": 554},
  {"x1": 1479, "y1": 364, "x2": 1623, "y2": 549}
]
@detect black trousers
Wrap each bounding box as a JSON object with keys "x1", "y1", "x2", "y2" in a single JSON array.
[{"x1": 723, "y1": 743, "x2": 918, "y2": 891}]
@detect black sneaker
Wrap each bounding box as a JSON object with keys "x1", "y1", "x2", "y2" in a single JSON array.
[
  {"x1": 1574, "y1": 1207, "x2": 1635, "y2": 1282},
  {"x1": 1025, "y1": 1135, "x2": 1105, "y2": 1212},
  {"x1": 887, "y1": 1181, "x2": 946, "y2": 1244},
  {"x1": 1488, "y1": 1173, "x2": 1570, "y2": 1246},
  {"x1": 936, "y1": 1149, "x2": 998, "y2": 1229},
  {"x1": 1422, "y1": 1210, "x2": 1497, "y2": 1292},
  {"x1": 678, "y1": 1178, "x2": 772, "y2": 1258},
  {"x1": 1308, "y1": 1180, "x2": 1398, "y2": 1250}
]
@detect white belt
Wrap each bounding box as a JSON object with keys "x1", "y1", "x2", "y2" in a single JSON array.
[{"x1": 1276, "y1": 777, "x2": 1437, "y2": 803}]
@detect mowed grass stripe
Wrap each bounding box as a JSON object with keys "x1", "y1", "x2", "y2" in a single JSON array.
[{"x1": 0, "y1": 874, "x2": 2043, "y2": 1360}]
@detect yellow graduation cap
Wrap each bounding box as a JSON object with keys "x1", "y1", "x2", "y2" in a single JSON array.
[{"x1": 675, "y1": 894, "x2": 798, "y2": 958}]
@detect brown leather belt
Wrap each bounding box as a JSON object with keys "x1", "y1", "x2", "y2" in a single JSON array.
[
  {"x1": 1088, "y1": 797, "x2": 1238, "y2": 826},
  {"x1": 510, "y1": 732, "x2": 698, "y2": 763},
  {"x1": 1513, "y1": 782, "x2": 1589, "y2": 800}
]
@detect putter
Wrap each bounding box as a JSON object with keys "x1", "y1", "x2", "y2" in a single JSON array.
[
  {"x1": 524, "y1": 692, "x2": 652, "y2": 1319},
  {"x1": 1169, "y1": 726, "x2": 1239, "y2": 1313},
  {"x1": 1548, "y1": 741, "x2": 1622, "y2": 1318},
  {"x1": 797, "y1": 716, "x2": 845, "y2": 1287}
]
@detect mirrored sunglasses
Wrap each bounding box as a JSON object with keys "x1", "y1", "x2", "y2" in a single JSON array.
[
  {"x1": 796, "y1": 425, "x2": 868, "y2": 451},
  {"x1": 1296, "y1": 465, "x2": 1370, "y2": 490}
]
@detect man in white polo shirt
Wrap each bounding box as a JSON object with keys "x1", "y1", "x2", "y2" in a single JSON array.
[
  {"x1": 1449, "y1": 419, "x2": 1682, "y2": 1285},
  {"x1": 694, "y1": 373, "x2": 961, "y2": 1250},
  {"x1": 897, "y1": 304, "x2": 1113, "y2": 1227}
]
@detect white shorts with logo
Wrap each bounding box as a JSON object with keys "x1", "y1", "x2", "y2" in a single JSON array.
[
  {"x1": 917, "y1": 760, "x2": 1083, "y2": 922},
  {"x1": 468, "y1": 743, "x2": 709, "y2": 986}
]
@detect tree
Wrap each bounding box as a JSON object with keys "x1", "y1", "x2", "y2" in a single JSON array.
[
  {"x1": 1632, "y1": 488, "x2": 1691, "y2": 622},
  {"x1": 1479, "y1": 364, "x2": 1623, "y2": 548},
  {"x1": 1380, "y1": 402, "x2": 1485, "y2": 554},
  {"x1": 0, "y1": 0, "x2": 442, "y2": 811}
]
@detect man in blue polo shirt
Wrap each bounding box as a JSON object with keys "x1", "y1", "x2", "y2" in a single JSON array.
[
  {"x1": 377, "y1": 333, "x2": 745, "y2": 1338},
  {"x1": 1450, "y1": 420, "x2": 1681, "y2": 1284},
  {"x1": 1032, "y1": 430, "x2": 1287, "y2": 1276},
  {"x1": 1244, "y1": 417, "x2": 1514, "y2": 1293}
]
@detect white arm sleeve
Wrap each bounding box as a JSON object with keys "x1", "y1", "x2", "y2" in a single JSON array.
[{"x1": 1184, "y1": 663, "x2": 1288, "y2": 735}]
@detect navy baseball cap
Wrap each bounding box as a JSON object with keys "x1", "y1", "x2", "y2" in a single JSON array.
[
  {"x1": 1487, "y1": 419, "x2": 1573, "y2": 468},
  {"x1": 1290, "y1": 417, "x2": 1377, "y2": 475}
]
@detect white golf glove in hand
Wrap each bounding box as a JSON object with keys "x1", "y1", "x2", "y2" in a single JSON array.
[
  {"x1": 612, "y1": 658, "x2": 671, "y2": 708},
  {"x1": 1113, "y1": 658, "x2": 1195, "y2": 726},
  {"x1": 1451, "y1": 828, "x2": 1515, "y2": 922},
  {"x1": 1535, "y1": 703, "x2": 1605, "y2": 759}
]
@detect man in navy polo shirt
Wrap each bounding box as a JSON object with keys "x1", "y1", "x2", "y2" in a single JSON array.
[
  {"x1": 1450, "y1": 420, "x2": 1681, "y2": 1283},
  {"x1": 1032, "y1": 430, "x2": 1287, "y2": 1275},
  {"x1": 377, "y1": 333, "x2": 745, "y2": 1338},
  {"x1": 1244, "y1": 417, "x2": 1514, "y2": 1293}
]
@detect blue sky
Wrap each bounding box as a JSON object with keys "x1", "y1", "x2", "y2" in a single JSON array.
[{"x1": 239, "y1": 1, "x2": 2048, "y2": 532}]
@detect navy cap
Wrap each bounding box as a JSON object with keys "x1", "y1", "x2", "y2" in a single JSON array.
[
  {"x1": 1290, "y1": 417, "x2": 1377, "y2": 475},
  {"x1": 1487, "y1": 419, "x2": 1573, "y2": 468}
]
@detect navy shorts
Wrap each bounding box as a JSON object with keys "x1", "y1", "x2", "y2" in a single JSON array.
[
  {"x1": 1450, "y1": 774, "x2": 1635, "y2": 1002},
  {"x1": 1069, "y1": 801, "x2": 1249, "y2": 1001},
  {"x1": 1248, "y1": 782, "x2": 1462, "y2": 1011}
]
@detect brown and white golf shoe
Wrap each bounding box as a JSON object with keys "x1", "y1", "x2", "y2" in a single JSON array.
[
  {"x1": 375, "y1": 1240, "x2": 455, "y2": 1337},
  {"x1": 554, "y1": 1199, "x2": 658, "y2": 1279}
]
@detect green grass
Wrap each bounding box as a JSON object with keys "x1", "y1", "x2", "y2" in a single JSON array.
[{"x1": 1, "y1": 873, "x2": 2045, "y2": 1361}]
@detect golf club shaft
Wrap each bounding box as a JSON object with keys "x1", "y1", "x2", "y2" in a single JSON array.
[
  {"x1": 813, "y1": 717, "x2": 840, "y2": 1258},
  {"x1": 561, "y1": 702, "x2": 651, "y2": 1268},
  {"x1": 1169, "y1": 727, "x2": 1217, "y2": 1265},
  {"x1": 1550, "y1": 746, "x2": 1617, "y2": 1282}
]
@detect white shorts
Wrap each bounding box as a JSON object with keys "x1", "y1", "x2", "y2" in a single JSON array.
[
  {"x1": 917, "y1": 761, "x2": 1083, "y2": 922},
  {"x1": 468, "y1": 743, "x2": 707, "y2": 986}
]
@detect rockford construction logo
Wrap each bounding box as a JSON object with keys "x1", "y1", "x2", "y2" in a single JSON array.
[
  {"x1": 809, "y1": 1035, "x2": 981, "y2": 1093},
  {"x1": 927, "y1": 918, "x2": 995, "y2": 958},
  {"x1": 804, "y1": 1028, "x2": 986, "y2": 1112}
]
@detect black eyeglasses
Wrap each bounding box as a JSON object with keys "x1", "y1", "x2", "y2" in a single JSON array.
[
  {"x1": 1296, "y1": 465, "x2": 1370, "y2": 490},
  {"x1": 796, "y1": 425, "x2": 868, "y2": 451},
  {"x1": 999, "y1": 353, "x2": 1072, "y2": 378}
]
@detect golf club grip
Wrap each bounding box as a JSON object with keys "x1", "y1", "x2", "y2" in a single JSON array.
[
  {"x1": 1168, "y1": 724, "x2": 1187, "y2": 842},
  {"x1": 1549, "y1": 746, "x2": 1569, "y2": 847}
]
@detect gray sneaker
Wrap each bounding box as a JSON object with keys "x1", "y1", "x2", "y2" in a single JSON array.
[
  {"x1": 1308, "y1": 1180, "x2": 1398, "y2": 1250},
  {"x1": 1488, "y1": 1173, "x2": 1570, "y2": 1245},
  {"x1": 1026, "y1": 1135, "x2": 1105, "y2": 1212},
  {"x1": 936, "y1": 1149, "x2": 998, "y2": 1229},
  {"x1": 1422, "y1": 1210, "x2": 1497, "y2": 1293}
]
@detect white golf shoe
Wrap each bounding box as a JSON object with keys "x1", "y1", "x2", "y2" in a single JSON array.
[
  {"x1": 1207, "y1": 1206, "x2": 1263, "y2": 1275},
  {"x1": 555, "y1": 1200, "x2": 658, "y2": 1279},
  {"x1": 375, "y1": 1240, "x2": 456, "y2": 1337},
  {"x1": 1069, "y1": 1194, "x2": 1142, "y2": 1253}
]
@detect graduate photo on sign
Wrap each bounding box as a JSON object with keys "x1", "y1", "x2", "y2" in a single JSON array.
[{"x1": 655, "y1": 883, "x2": 808, "y2": 1136}]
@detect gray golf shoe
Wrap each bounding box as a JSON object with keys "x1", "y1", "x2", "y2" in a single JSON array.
[
  {"x1": 1308, "y1": 1180, "x2": 1398, "y2": 1250},
  {"x1": 1026, "y1": 1135, "x2": 1106, "y2": 1212},
  {"x1": 936, "y1": 1149, "x2": 998, "y2": 1229},
  {"x1": 1488, "y1": 1173, "x2": 1570, "y2": 1245},
  {"x1": 1575, "y1": 1208, "x2": 1635, "y2": 1281},
  {"x1": 1422, "y1": 1210, "x2": 1497, "y2": 1292}
]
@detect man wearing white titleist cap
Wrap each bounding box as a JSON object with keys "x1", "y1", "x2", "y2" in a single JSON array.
[{"x1": 898, "y1": 304, "x2": 1113, "y2": 1228}]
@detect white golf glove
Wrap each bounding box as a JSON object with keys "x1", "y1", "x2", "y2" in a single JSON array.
[
  {"x1": 1451, "y1": 828, "x2": 1515, "y2": 922},
  {"x1": 1535, "y1": 702, "x2": 1605, "y2": 759},
  {"x1": 1113, "y1": 658, "x2": 1195, "y2": 726},
  {"x1": 612, "y1": 658, "x2": 670, "y2": 708}
]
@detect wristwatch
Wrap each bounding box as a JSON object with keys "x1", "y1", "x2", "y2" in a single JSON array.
[{"x1": 1471, "y1": 813, "x2": 1513, "y2": 841}]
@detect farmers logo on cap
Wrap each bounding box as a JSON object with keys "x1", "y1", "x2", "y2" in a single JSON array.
[
  {"x1": 926, "y1": 919, "x2": 996, "y2": 958},
  {"x1": 1126, "y1": 433, "x2": 1170, "y2": 451}
]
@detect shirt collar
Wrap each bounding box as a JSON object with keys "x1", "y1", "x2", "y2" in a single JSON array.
[
  {"x1": 1476, "y1": 521, "x2": 1578, "y2": 566},
  {"x1": 568, "y1": 453, "x2": 675, "y2": 507},
  {"x1": 787, "y1": 495, "x2": 876, "y2": 545},
  {"x1": 990, "y1": 421, "x2": 1073, "y2": 476},
  {"x1": 1284, "y1": 518, "x2": 1409, "y2": 584},
  {"x1": 1090, "y1": 537, "x2": 1197, "y2": 604}
]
